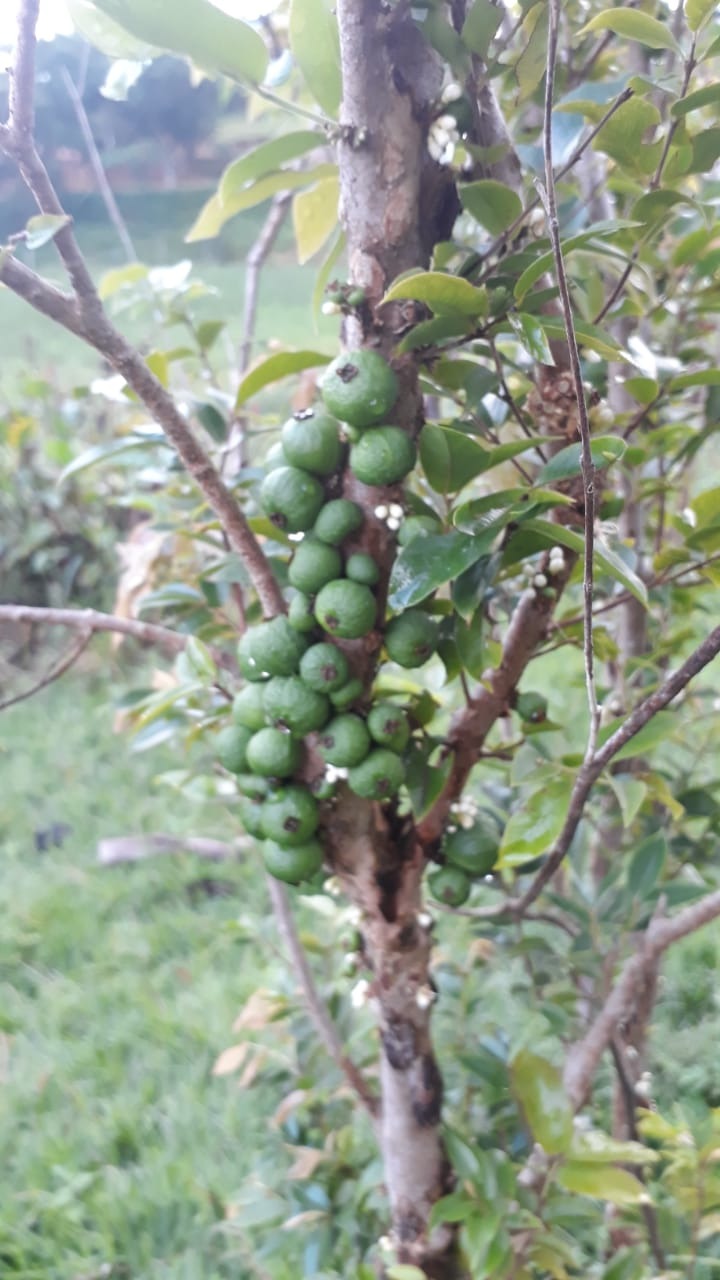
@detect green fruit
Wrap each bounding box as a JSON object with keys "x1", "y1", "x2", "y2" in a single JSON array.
[
  {"x1": 318, "y1": 714, "x2": 371, "y2": 767},
  {"x1": 262, "y1": 786, "x2": 319, "y2": 846},
  {"x1": 262, "y1": 676, "x2": 330, "y2": 736},
  {"x1": 345, "y1": 552, "x2": 380, "y2": 586},
  {"x1": 288, "y1": 592, "x2": 317, "y2": 633},
  {"x1": 235, "y1": 773, "x2": 271, "y2": 800},
  {"x1": 347, "y1": 287, "x2": 366, "y2": 307},
  {"x1": 330, "y1": 677, "x2": 364, "y2": 710},
  {"x1": 367, "y1": 703, "x2": 410, "y2": 752},
  {"x1": 260, "y1": 465, "x2": 325, "y2": 533},
  {"x1": 311, "y1": 773, "x2": 336, "y2": 800},
  {"x1": 232, "y1": 684, "x2": 266, "y2": 731},
  {"x1": 238, "y1": 617, "x2": 308, "y2": 681},
  {"x1": 321, "y1": 350, "x2": 399, "y2": 428},
  {"x1": 427, "y1": 865, "x2": 471, "y2": 907},
  {"x1": 385, "y1": 609, "x2": 439, "y2": 668},
  {"x1": 238, "y1": 796, "x2": 266, "y2": 839},
  {"x1": 288, "y1": 538, "x2": 342, "y2": 594},
  {"x1": 263, "y1": 839, "x2": 324, "y2": 885},
  {"x1": 281, "y1": 411, "x2": 342, "y2": 476},
  {"x1": 313, "y1": 498, "x2": 364, "y2": 545},
  {"x1": 264, "y1": 440, "x2": 286, "y2": 472},
  {"x1": 246, "y1": 727, "x2": 301, "y2": 778},
  {"x1": 215, "y1": 723, "x2": 254, "y2": 773},
  {"x1": 397, "y1": 515, "x2": 442, "y2": 546},
  {"x1": 349, "y1": 426, "x2": 416, "y2": 487},
  {"x1": 299, "y1": 642, "x2": 350, "y2": 693},
  {"x1": 444, "y1": 821, "x2": 499, "y2": 877},
  {"x1": 347, "y1": 748, "x2": 404, "y2": 800},
  {"x1": 315, "y1": 579, "x2": 377, "y2": 639}
]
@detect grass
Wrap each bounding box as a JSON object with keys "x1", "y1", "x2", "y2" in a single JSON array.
[{"x1": 0, "y1": 665, "x2": 324, "y2": 1278}]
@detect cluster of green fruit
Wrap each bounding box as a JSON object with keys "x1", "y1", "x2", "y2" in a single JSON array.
[
  {"x1": 427, "y1": 814, "x2": 501, "y2": 906},
  {"x1": 215, "y1": 349, "x2": 441, "y2": 887}
]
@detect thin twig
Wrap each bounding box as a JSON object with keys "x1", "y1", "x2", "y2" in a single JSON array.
[
  {"x1": 0, "y1": 628, "x2": 91, "y2": 711},
  {"x1": 610, "y1": 1038, "x2": 667, "y2": 1270},
  {"x1": 265, "y1": 874, "x2": 379, "y2": 1120},
  {"x1": 0, "y1": 603, "x2": 231, "y2": 665},
  {"x1": 98, "y1": 834, "x2": 249, "y2": 865},
  {"x1": 540, "y1": 0, "x2": 600, "y2": 763}
]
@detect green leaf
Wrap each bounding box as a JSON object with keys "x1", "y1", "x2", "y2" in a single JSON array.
[
  {"x1": 182, "y1": 637, "x2": 218, "y2": 684},
  {"x1": 508, "y1": 518, "x2": 648, "y2": 606},
  {"x1": 512, "y1": 3, "x2": 549, "y2": 99},
  {"x1": 67, "y1": 0, "x2": 154, "y2": 56},
  {"x1": 669, "y1": 368, "x2": 720, "y2": 391},
  {"x1": 420, "y1": 425, "x2": 487, "y2": 493},
  {"x1": 312, "y1": 226, "x2": 346, "y2": 320},
  {"x1": 455, "y1": 611, "x2": 485, "y2": 680},
  {"x1": 536, "y1": 317, "x2": 624, "y2": 361},
  {"x1": 388, "y1": 530, "x2": 499, "y2": 610},
  {"x1": 628, "y1": 832, "x2": 667, "y2": 898},
  {"x1": 508, "y1": 312, "x2": 555, "y2": 364},
  {"x1": 606, "y1": 775, "x2": 647, "y2": 828},
  {"x1": 685, "y1": 0, "x2": 716, "y2": 30},
  {"x1": 599, "y1": 710, "x2": 676, "y2": 762},
  {"x1": 404, "y1": 740, "x2": 453, "y2": 820},
  {"x1": 557, "y1": 1162, "x2": 649, "y2": 1205},
  {"x1": 186, "y1": 167, "x2": 336, "y2": 241},
  {"x1": 461, "y1": 0, "x2": 502, "y2": 57},
  {"x1": 444, "y1": 1129, "x2": 483, "y2": 1182},
  {"x1": 688, "y1": 127, "x2": 720, "y2": 173},
  {"x1": 195, "y1": 402, "x2": 227, "y2": 442},
  {"x1": 293, "y1": 175, "x2": 340, "y2": 264},
  {"x1": 579, "y1": 9, "x2": 680, "y2": 52},
  {"x1": 219, "y1": 131, "x2": 323, "y2": 204},
  {"x1": 25, "y1": 214, "x2": 71, "y2": 250},
  {"x1": 536, "y1": 436, "x2": 626, "y2": 484},
  {"x1": 289, "y1": 0, "x2": 342, "y2": 115},
  {"x1": 632, "y1": 189, "x2": 697, "y2": 224},
  {"x1": 460, "y1": 181, "x2": 523, "y2": 235},
  {"x1": 386, "y1": 1267, "x2": 428, "y2": 1280},
  {"x1": 428, "y1": 1192, "x2": 478, "y2": 1230},
  {"x1": 570, "y1": 1131, "x2": 659, "y2": 1165},
  {"x1": 671, "y1": 83, "x2": 720, "y2": 118},
  {"x1": 498, "y1": 777, "x2": 574, "y2": 870},
  {"x1": 59, "y1": 433, "x2": 167, "y2": 482},
  {"x1": 98, "y1": 261, "x2": 148, "y2": 299},
  {"x1": 453, "y1": 488, "x2": 572, "y2": 533},
  {"x1": 235, "y1": 350, "x2": 330, "y2": 408},
  {"x1": 89, "y1": 0, "x2": 269, "y2": 84},
  {"x1": 592, "y1": 97, "x2": 663, "y2": 176},
  {"x1": 511, "y1": 1051, "x2": 573, "y2": 1155},
  {"x1": 623, "y1": 376, "x2": 659, "y2": 405},
  {"x1": 383, "y1": 271, "x2": 488, "y2": 318}
]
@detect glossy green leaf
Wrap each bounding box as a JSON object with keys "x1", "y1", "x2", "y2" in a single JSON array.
[
  {"x1": 671, "y1": 83, "x2": 720, "y2": 118},
  {"x1": 235, "y1": 350, "x2": 330, "y2": 408},
  {"x1": 444, "y1": 1129, "x2": 483, "y2": 1181},
  {"x1": 498, "y1": 777, "x2": 573, "y2": 870},
  {"x1": 460, "y1": 181, "x2": 523, "y2": 235},
  {"x1": 685, "y1": 0, "x2": 715, "y2": 29},
  {"x1": 510, "y1": 518, "x2": 648, "y2": 606},
  {"x1": 428, "y1": 1192, "x2": 478, "y2": 1230},
  {"x1": 570, "y1": 1131, "x2": 659, "y2": 1165},
  {"x1": 606, "y1": 775, "x2": 647, "y2": 829},
  {"x1": 420, "y1": 426, "x2": 550, "y2": 494},
  {"x1": 219, "y1": 132, "x2": 323, "y2": 204},
  {"x1": 25, "y1": 214, "x2": 71, "y2": 250},
  {"x1": 623, "y1": 376, "x2": 659, "y2": 404},
  {"x1": 293, "y1": 175, "x2": 340, "y2": 263},
  {"x1": 628, "y1": 832, "x2": 667, "y2": 897},
  {"x1": 557, "y1": 1161, "x2": 649, "y2": 1205},
  {"x1": 186, "y1": 167, "x2": 336, "y2": 241},
  {"x1": 508, "y1": 312, "x2": 555, "y2": 364},
  {"x1": 579, "y1": 9, "x2": 679, "y2": 52},
  {"x1": 455, "y1": 611, "x2": 485, "y2": 679},
  {"x1": 461, "y1": 0, "x2": 503, "y2": 57},
  {"x1": 510, "y1": 1051, "x2": 573, "y2": 1155},
  {"x1": 536, "y1": 436, "x2": 626, "y2": 484},
  {"x1": 383, "y1": 271, "x2": 488, "y2": 317},
  {"x1": 89, "y1": 0, "x2": 269, "y2": 85},
  {"x1": 599, "y1": 710, "x2": 676, "y2": 762},
  {"x1": 592, "y1": 97, "x2": 663, "y2": 176},
  {"x1": 688, "y1": 127, "x2": 720, "y2": 173},
  {"x1": 98, "y1": 261, "x2": 148, "y2": 299},
  {"x1": 289, "y1": 0, "x2": 342, "y2": 115},
  {"x1": 388, "y1": 529, "x2": 499, "y2": 610},
  {"x1": 512, "y1": 3, "x2": 549, "y2": 99},
  {"x1": 397, "y1": 314, "x2": 477, "y2": 352},
  {"x1": 405, "y1": 739, "x2": 453, "y2": 820},
  {"x1": 67, "y1": 0, "x2": 154, "y2": 56},
  {"x1": 669, "y1": 368, "x2": 720, "y2": 391},
  {"x1": 453, "y1": 488, "x2": 572, "y2": 532},
  {"x1": 537, "y1": 316, "x2": 624, "y2": 361}
]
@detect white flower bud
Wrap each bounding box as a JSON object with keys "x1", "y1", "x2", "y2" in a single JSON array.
[
  {"x1": 533, "y1": 573, "x2": 548, "y2": 589},
  {"x1": 321, "y1": 300, "x2": 340, "y2": 316},
  {"x1": 351, "y1": 979, "x2": 370, "y2": 1008}
]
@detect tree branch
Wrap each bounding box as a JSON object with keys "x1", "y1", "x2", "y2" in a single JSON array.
[
  {"x1": 98, "y1": 834, "x2": 249, "y2": 865},
  {"x1": 0, "y1": 628, "x2": 91, "y2": 711},
  {"x1": 265, "y1": 874, "x2": 379, "y2": 1120},
  {"x1": 0, "y1": 603, "x2": 224, "y2": 660}
]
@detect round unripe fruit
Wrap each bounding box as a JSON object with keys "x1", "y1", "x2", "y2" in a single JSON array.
[
  {"x1": 444, "y1": 824, "x2": 498, "y2": 877},
  {"x1": 385, "y1": 609, "x2": 439, "y2": 668},
  {"x1": 427, "y1": 865, "x2": 471, "y2": 907},
  {"x1": 300, "y1": 642, "x2": 350, "y2": 693},
  {"x1": 315, "y1": 579, "x2": 377, "y2": 639},
  {"x1": 311, "y1": 773, "x2": 336, "y2": 801},
  {"x1": 288, "y1": 592, "x2": 316, "y2": 633},
  {"x1": 260, "y1": 465, "x2": 325, "y2": 533},
  {"x1": 264, "y1": 440, "x2": 286, "y2": 472},
  {"x1": 330, "y1": 677, "x2": 364, "y2": 710},
  {"x1": 261, "y1": 786, "x2": 319, "y2": 846},
  {"x1": 238, "y1": 796, "x2": 266, "y2": 839},
  {"x1": 281, "y1": 411, "x2": 342, "y2": 476},
  {"x1": 246, "y1": 727, "x2": 301, "y2": 778},
  {"x1": 288, "y1": 538, "x2": 342, "y2": 594},
  {"x1": 232, "y1": 684, "x2": 266, "y2": 731},
  {"x1": 367, "y1": 703, "x2": 410, "y2": 752},
  {"x1": 320, "y1": 350, "x2": 399, "y2": 428},
  {"x1": 397, "y1": 515, "x2": 442, "y2": 546},
  {"x1": 313, "y1": 498, "x2": 364, "y2": 546},
  {"x1": 216, "y1": 723, "x2": 253, "y2": 773},
  {"x1": 262, "y1": 676, "x2": 330, "y2": 737},
  {"x1": 346, "y1": 553, "x2": 380, "y2": 586},
  {"x1": 238, "y1": 617, "x2": 308, "y2": 681},
  {"x1": 235, "y1": 773, "x2": 271, "y2": 800},
  {"x1": 263, "y1": 839, "x2": 324, "y2": 885},
  {"x1": 347, "y1": 748, "x2": 404, "y2": 800},
  {"x1": 349, "y1": 426, "x2": 416, "y2": 487},
  {"x1": 318, "y1": 714, "x2": 371, "y2": 767}
]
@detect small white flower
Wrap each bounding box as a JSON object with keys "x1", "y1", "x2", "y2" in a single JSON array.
[
  {"x1": 387, "y1": 517, "x2": 401, "y2": 531},
  {"x1": 533, "y1": 573, "x2": 548, "y2": 589},
  {"x1": 682, "y1": 506, "x2": 697, "y2": 528},
  {"x1": 389, "y1": 502, "x2": 404, "y2": 518},
  {"x1": 375, "y1": 504, "x2": 389, "y2": 519},
  {"x1": 436, "y1": 114, "x2": 459, "y2": 132},
  {"x1": 417, "y1": 910, "x2": 433, "y2": 930},
  {"x1": 288, "y1": 531, "x2": 305, "y2": 543},
  {"x1": 416, "y1": 985, "x2": 437, "y2": 1010},
  {"x1": 442, "y1": 82, "x2": 463, "y2": 103},
  {"x1": 351, "y1": 979, "x2": 370, "y2": 1008},
  {"x1": 321, "y1": 300, "x2": 340, "y2": 316}
]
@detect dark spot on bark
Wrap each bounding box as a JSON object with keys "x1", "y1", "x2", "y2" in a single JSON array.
[
  {"x1": 381, "y1": 1017, "x2": 417, "y2": 1070},
  {"x1": 392, "y1": 66, "x2": 410, "y2": 95},
  {"x1": 397, "y1": 922, "x2": 417, "y2": 950},
  {"x1": 336, "y1": 361, "x2": 359, "y2": 384},
  {"x1": 396, "y1": 1206, "x2": 424, "y2": 1242},
  {"x1": 410, "y1": 1053, "x2": 443, "y2": 1127}
]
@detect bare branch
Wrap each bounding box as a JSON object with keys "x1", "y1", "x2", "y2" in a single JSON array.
[
  {"x1": 541, "y1": 0, "x2": 600, "y2": 762},
  {"x1": 0, "y1": 603, "x2": 225, "y2": 661},
  {"x1": 240, "y1": 193, "x2": 292, "y2": 378},
  {"x1": 565, "y1": 888, "x2": 720, "y2": 1110},
  {"x1": 0, "y1": 628, "x2": 91, "y2": 711},
  {"x1": 98, "y1": 834, "x2": 249, "y2": 865},
  {"x1": 265, "y1": 874, "x2": 379, "y2": 1119}
]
